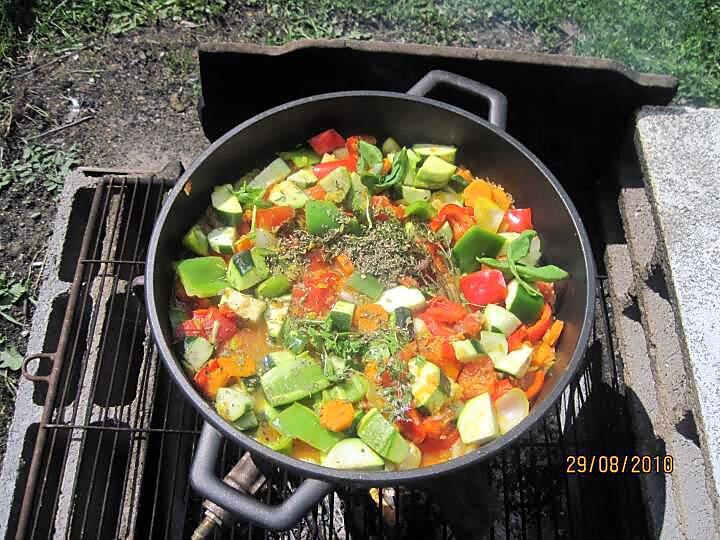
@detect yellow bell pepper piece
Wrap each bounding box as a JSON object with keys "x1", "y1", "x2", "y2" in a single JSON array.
[{"x1": 473, "y1": 196, "x2": 504, "y2": 232}]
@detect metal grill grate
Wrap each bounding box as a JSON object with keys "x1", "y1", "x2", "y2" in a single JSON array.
[{"x1": 13, "y1": 172, "x2": 648, "y2": 540}]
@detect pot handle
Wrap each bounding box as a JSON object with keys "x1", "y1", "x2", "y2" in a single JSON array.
[
  {"x1": 407, "y1": 70, "x2": 508, "y2": 130},
  {"x1": 190, "y1": 423, "x2": 333, "y2": 531}
]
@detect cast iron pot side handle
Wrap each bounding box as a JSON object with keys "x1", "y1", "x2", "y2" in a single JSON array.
[
  {"x1": 190, "y1": 423, "x2": 334, "y2": 530},
  {"x1": 407, "y1": 70, "x2": 508, "y2": 130}
]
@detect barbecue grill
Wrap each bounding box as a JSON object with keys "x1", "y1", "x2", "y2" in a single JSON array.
[{"x1": 3, "y1": 40, "x2": 701, "y2": 539}]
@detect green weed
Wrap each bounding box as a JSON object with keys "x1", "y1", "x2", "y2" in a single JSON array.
[{"x1": 0, "y1": 143, "x2": 78, "y2": 192}]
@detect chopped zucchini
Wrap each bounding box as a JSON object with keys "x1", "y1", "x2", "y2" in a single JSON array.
[
  {"x1": 448, "y1": 174, "x2": 470, "y2": 193},
  {"x1": 357, "y1": 408, "x2": 409, "y2": 464},
  {"x1": 183, "y1": 336, "x2": 214, "y2": 371},
  {"x1": 250, "y1": 157, "x2": 291, "y2": 188},
  {"x1": 268, "y1": 180, "x2": 309, "y2": 209},
  {"x1": 493, "y1": 344, "x2": 533, "y2": 378},
  {"x1": 409, "y1": 356, "x2": 451, "y2": 415},
  {"x1": 430, "y1": 190, "x2": 462, "y2": 212},
  {"x1": 226, "y1": 249, "x2": 269, "y2": 291},
  {"x1": 233, "y1": 410, "x2": 259, "y2": 431},
  {"x1": 215, "y1": 386, "x2": 253, "y2": 422},
  {"x1": 323, "y1": 354, "x2": 347, "y2": 382},
  {"x1": 182, "y1": 225, "x2": 209, "y2": 256},
  {"x1": 268, "y1": 350, "x2": 295, "y2": 365},
  {"x1": 322, "y1": 438, "x2": 384, "y2": 470},
  {"x1": 381, "y1": 137, "x2": 401, "y2": 155},
  {"x1": 207, "y1": 226, "x2": 237, "y2": 255},
  {"x1": 451, "y1": 339, "x2": 484, "y2": 363},
  {"x1": 397, "y1": 442, "x2": 422, "y2": 470},
  {"x1": 437, "y1": 221, "x2": 453, "y2": 245},
  {"x1": 483, "y1": 304, "x2": 522, "y2": 336},
  {"x1": 505, "y1": 280, "x2": 544, "y2": 324},
  {"x1": 211, "y1": 184, "x2": 243, "y2": 225},
  {"x1": 257, "y1": 275, "x2": 291, "y2": 298},
  {"x1": 278, "y1": 148, "x2": 321, "y2": 168},
  {"x1": 414, "y1": 155, "x2": 456, "y2": 189},
  {"x1": 377, "y1": 286, "x2": 426, "y2": 313},
  {"x1": 328, "y1": 300, "x2": 356, "y2": 331},
  {"x1": 412, "y1": 144, "x2": 457, "y2": 163},
  {"x1": 264, "y1": 295, "x2": 290, "y2": 339},
  {"x1": 479, "y1": 331, "x2": 509, "y2": 364},
  {"x1": 402, "y1": 185, "x2": 431, "y2": 203},
  {"x1": 287, "y1": 167, "x2": 318, "y2": 188},
  {"x1": 219, "y1": 289, "x2": 267, "y2": 323},
  {"x1": 457, "y1": 392, "x2": 499, "y2": 445},
  {"x1": 317, "y1": 166, "x2": 352, "y2": 203},
  {"x1": 323, "y1": 372, "x2": 369, "y2": 403},
  {"x1": 392, "y1": 306, "x2": 414, "y2": 338}
]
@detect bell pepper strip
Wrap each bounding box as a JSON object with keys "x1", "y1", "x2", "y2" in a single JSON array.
[
  {"x1": 492, "y1": 378, "x2": 514, "y2": 401},
  {"x1": 308, "y1": 129, "x2": 345, "y2": 155},
  {"x1": 459, "y1": 270, "x2": 507, "y2": 306},
  {"x1": 353, "y1": 303, "x2": 389, "y2": 332},
  {"x1": 319, "y1": 399, "x2": 356, "y2": 432},
  {"x1": 312, "y1": 157, "x2": 357, "y2": 179},
  {"x1": 503, "y1": 208, "x2": 533, "y2": 233},
  {"x1": 526, "y1": 303, "x2": 552, "y2": 342},
  {"x1": 457, "y1": 358, "x2": 496, "y2": 400},
  {"x1": 437, "y1": 340, "x2": 462, "y2": 380},
  {"x1": 524, "y1": 370, "x2": 546, "y2": 401},
  {"x1": 543, "y1": 320, "x2": 564, "y2": 347},
  {"x1": 418, "y1": 427, "x2": 459, "y2": 453},
  {"x1": 507, "y1": 325, "x2": 528, "y2": 352},
  {"x1": 272, "y1": 402, "x2": 342, "y2": 452},
  {"x1": 429, "y1": 204, "x2": 475, "y2": 242},
  {"x1": 397, "y1": 409, "x2": 427, "y2": 445},
  {"x1": 255, "y1": 206, "x2": 295, "y2": 230}
]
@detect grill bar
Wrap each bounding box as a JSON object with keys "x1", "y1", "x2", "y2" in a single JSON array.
[{"x1": 12, "y1": 170, "x2": 648, "y2": 539}]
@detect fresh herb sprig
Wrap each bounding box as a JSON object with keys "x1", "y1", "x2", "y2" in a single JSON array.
[
  {"x1": 478, "y1": 230, "x2": 569, "y2": 297},
  {"x1": 233, "y1": 182, "x2": 271, "y2": 208}
]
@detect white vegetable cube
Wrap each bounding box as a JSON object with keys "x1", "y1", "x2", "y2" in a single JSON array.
[{"x1": 220, "y1": 288, "x2": 267, "y2": 323}]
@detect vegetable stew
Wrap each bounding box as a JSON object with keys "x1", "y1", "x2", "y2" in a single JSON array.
[{"x1": 171, "y1": 129, "x2": 569, "y2": 471}]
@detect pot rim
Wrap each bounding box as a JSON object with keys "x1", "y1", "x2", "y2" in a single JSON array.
[{"x1": 145, "y1": 90, "x2": 596, "y2": 486}]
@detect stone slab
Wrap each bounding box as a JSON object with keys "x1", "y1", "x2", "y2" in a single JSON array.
[{"x1": 636, "y1": 106, "x2": 720, "y2": 523}]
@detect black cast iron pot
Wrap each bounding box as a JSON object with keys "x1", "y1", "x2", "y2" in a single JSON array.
[{"x1": 145, "y1": 70, "x2": 596, "y2": 530}]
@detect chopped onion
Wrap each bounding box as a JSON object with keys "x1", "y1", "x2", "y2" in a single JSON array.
[
  {"x1": 254, "y1": 229, "x2": 277, "y2": 249},
  {"x1": 494, "y1": 388, "x2": 529, "y2": 434}
]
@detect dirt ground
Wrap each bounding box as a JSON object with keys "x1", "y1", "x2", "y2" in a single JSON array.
[{"x1": 0, "y1": 12, "x2": 561, "y2": 457}]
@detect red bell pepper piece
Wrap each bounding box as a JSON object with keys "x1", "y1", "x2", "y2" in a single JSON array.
[
  {"x1": 397, "y1": 409, "x2": 426, "y2": 445},
  {"x1": 429, "y1": 204, "x2": 475, "y2": 242},
  {"x1": 292, "y1": 269, "x2": 341, "y2": 315},
  {"x1": 308, "y1": 129, "x2": 345, "y2": 154},
  {"x1": 312, "y1": 155, "x2": 357, "y2": 179},
  {"x1": 459, "y1": 269, "x2": 507, "y2": 306},
  {"x1": 455, "y1": 313, "x2": 483, "y2": 337},
  {"x1": 526, "y1": 303, "x2": 552, "y2": 342},
  {"x1": 255, "y1": 206, "x2": 295, "y2": 230},
  {"x1": 178, "y1": 307, "x2": 237, "y2": 344},
  {"x1": 417, "y1": 312, "x2": 455, "y2": 336},
  {"x1": 507, "y1": 325, "x2": 528, "y2": 351},
  {"x1": 502, "y1": 208, "x2": 533, "y2": 233}
]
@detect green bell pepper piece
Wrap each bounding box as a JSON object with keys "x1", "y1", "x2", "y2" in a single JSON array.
[
  {"x1": 260, "y1": 357, "x2": 331, "y2": 406},
  {"x1": 271, "y1": 402, "x2": 342, "y2": 452},
  {"x1": 257, "y1": 274, "x2": 291, "y2": 298},
  {"x1": 182, "y1": 225, "x2": 209, "y2": 256},
  {"x1": 451, "y1": 226, "x2": 505, "y2": 273},
  {"x1": 346, "y1": 271, "x2": 384, "y2": 300},
  {"x1": 323, "y1": 372, "x2": 369, "y2": 403},
  {"x1": 305, "y1": 200, "x2": 341, "y2": 235},
  {"x1": 404, "y1": 200, "x2": 437, "y2": 220},
  {"x1": 176, "y1": 256, "x2": 228, "y2": 298}
]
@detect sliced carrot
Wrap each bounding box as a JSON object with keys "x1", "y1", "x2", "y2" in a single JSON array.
[
  {"x1": 525, "y1": 370, "x2": 546, "y2": 401},
  {"x1": 353, "y1": 303, "x2": 389, "y2": 332},
  {"x1": 543, "y1": 320, "x2": 564, "y2": 347},
  {"x1": 319, "y1": 399, "x2": 356, "y2": 432},
  {"x1": 216, "y1": 355, "x2": 256, "y2": 378},
  {"x1": 335, "y1": 254, "x2": 354, "y2": 276}
]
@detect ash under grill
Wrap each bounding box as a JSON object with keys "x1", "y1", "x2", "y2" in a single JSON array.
[{"x1": 8, "y1": 167, "x2": 646, "y2": 539}]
